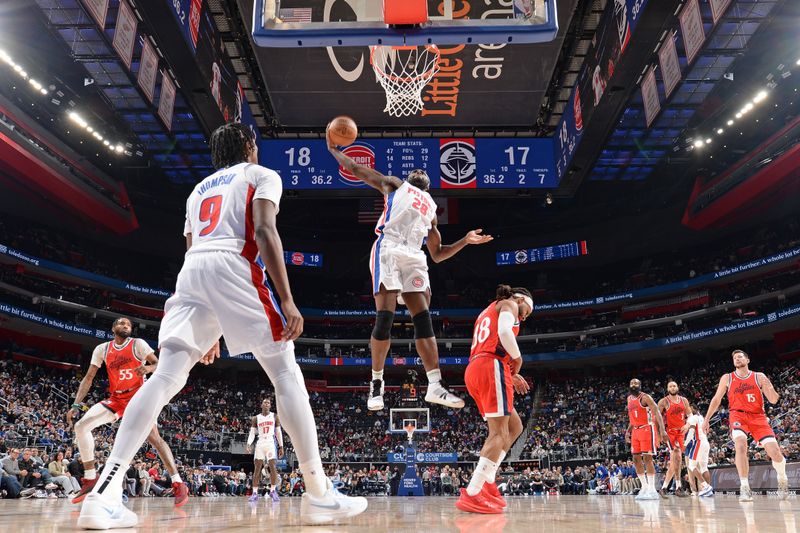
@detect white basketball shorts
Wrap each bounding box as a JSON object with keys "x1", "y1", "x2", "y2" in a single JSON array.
[
  {"x1": 254, "y1": 440, "x2": 277, "y2": 462},
  {"x1": 159, "y1": 251, "x2": 294, "y2": 357},
  {"x1": 687, "y1": 439, "x2": 710, "y2": 473},
  {"x1": 369, "y1": 238, "x2": 430, "y2": 295}
]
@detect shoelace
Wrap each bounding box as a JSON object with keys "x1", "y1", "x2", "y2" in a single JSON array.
[{"x1": 370, "y1": 379, "x2": 383, "y2": 398}]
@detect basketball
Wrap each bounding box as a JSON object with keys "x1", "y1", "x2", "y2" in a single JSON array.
[{"x1": 327, "y1": 116, "x2": 358, "y2": 146}]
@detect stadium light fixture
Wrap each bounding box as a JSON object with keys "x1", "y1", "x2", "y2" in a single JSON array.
[
  {"x1": 727, "y1": 120, "x2": 734, "y2": 126},
  {"x1": 716, "y1": 128, "x2": 723, "y2": 134},
  {"x1": 753, "y1": 90, "x2": 768, "y2": 103},
  {"x1": 693, "y1": 139, "x2": 704, "y2": 148},
  {"x1": 735, "y1": 112, "x2": 743, "y2": 119},
  {"x1": 705, "y1": 138, "x2": 712, "y2": 144},
  {"x1": 114, "y1": 145, "x2": 124, "y2": 153}
]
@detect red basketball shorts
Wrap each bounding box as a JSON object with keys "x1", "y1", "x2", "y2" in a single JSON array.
[
  {"x1": 666, "y1": 429, "x2": 685, "y2": 452},
  {"x1": 729, "y1": 411, "x2": 776, "y2": 443},
  {"x1": 465, "y1": 356, "x2": 513, "y2": 418},
  {"x1": 101, "y1": 389, "x2": 137, "y2": 419},
  {"x1": 631, "y1": 424, "x2": 659, "y2": 455}
]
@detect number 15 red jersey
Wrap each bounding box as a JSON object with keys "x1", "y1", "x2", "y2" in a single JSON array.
[
  {"x1": 727, "y1": 371, "x2": 765, "y2": 414},
  {"x1": 470, "y1": 301, "x2": 520, "y2": 363}
]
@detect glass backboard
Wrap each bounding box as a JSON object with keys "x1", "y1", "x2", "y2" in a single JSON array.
[
  {"x1": 389, "y1": 408, "x2": 430, "y2": 434},
  {"x1": 252, "y1": 0, "x2": 558, "y2": 47}
]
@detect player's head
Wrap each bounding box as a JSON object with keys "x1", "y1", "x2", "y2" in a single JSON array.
[
  {"x1": 406, "y1": 169, "x2": 430, "y2": 191},
  {"x1": 731, "y1": 349, "x2": 749, "y2": 368},
  {"x1": 112, "y1": 317, "x2": 132, "y2": 338},
  {"x1": 690, "y1": 404, "x2": 699, "y2": 414},
  {"x1": 667, "y1": 381, "x2": 678, "y2": 396},
  {"x1": 629, "y1": 378, "x2": 641, "y2": 395},
  {"x1": 261, "y1": 398, "x2": 271, "y2": 412},
  {"x1": 210, "y1": 122, "x2": 258, "y2": 169},
  {"x1": 496, "y1": 284, "x2": 533, "y2": 321}
]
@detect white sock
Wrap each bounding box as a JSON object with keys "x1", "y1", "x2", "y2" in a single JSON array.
[
  {"x1": 426, "y1": 369, "x2": 442, "y2": 385},
  {"x1": 253, "y1": 347, "x2": 326, "y2": 498},
  {"x1": 171, "y1": 474, "x2": 182, "y2": 484},
  {"x1": 740, "y1": 477, "x2": 750, "y2": 488},
  {"x1": 466, "y1": 457, "x2": 497, "y2": 496},
  {"x1": 700, "y1": 481, "x2": 709, "y2": 490},
  {"x1": 773, "y1": 459, "x2": 787, "y2": 480},
  {"x1": 662, "y1": 478, "x2": 669, "y2": 489},
  {"x1": 84, "y1": 468, "x2": 96, "y2": 480},
  {"x1": 638, "y1": 474, "x2": 649, "y2": 492},
  {"x1": 488, "y1": 450, "x2": 507, "y2": 483},
  {"x1": 371, "y1": 370, "x2": 384, "y2": 381}
]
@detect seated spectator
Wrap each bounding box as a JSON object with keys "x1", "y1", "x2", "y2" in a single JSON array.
[{"x1": 48, "y1": 450, "x2": 80, "y2": 494}]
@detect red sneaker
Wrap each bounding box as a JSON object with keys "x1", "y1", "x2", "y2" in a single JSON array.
[
  {"x1": 173, "y1": 482, "x2": 189, "y2": 507},
  {"x1": 71, "y1": 477, "x2": 98, "y2": 504},
  {"x1": 455, "y1": 488, "x2": 504, "y2": 514},
  {"x1": 482, "y1": 482, "x2": 507, "y2": 508}
]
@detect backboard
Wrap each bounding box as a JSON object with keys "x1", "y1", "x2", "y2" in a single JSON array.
[
  {"x1": 252, "y1": 0, "x2": 558, "y2": 47},
  {"x1": 389, "y1": 408, "x2": 430, "y2": 434}
]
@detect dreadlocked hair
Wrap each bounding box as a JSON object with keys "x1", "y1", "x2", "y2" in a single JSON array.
[
  {"x1": 210, "y1": 122, "x2": 255, "y2": 169},
  {"x1": 495, "y1": 285, "x2": 532, "y2": 300}
]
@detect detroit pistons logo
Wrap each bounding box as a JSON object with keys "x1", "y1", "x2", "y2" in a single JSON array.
[
  {"x1": 439, "y1": 140, "x2": 476, "y2": 188},
  {"x1": 412, "y1": 277, "x2": 424, "y2": 289},
  {"x1": 291, "y1": 252, "x2": 305, "y2": 266},
  {"x1": 338, "y1": 144, "x2": 375, "y2": 186}
]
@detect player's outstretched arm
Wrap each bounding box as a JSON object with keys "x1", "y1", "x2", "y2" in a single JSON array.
[
  {"x1": 426, "y1": 220, "x2": 493, "y2": 263},
  {"x1": 252, "y1": 198, "x2": 303, "y2": 341},
  {"x1": 67, "y1": 364, "x2": 99, "y2": 427},
  {"x1": 759, "y1": 373, "x2": 780, "y2": 404},
  {"x1": 703, "y1": 374, "x2": 729, "y2": 433},
  {"x1": 326, "y1": 135, "x2": 402, "y2": 194}
]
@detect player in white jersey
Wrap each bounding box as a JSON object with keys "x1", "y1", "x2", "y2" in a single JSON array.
[
  {"x1": 683, "y1": 404, "x2": 713, "y2": 497},
  {"x1": 328, "y1": 137, "x2": 492, "y2": 412},
  {"x1": 246, "y1": 398, "x2": 284, "y2": 502},
  {"x1": 78, "y1": 123, "x2": 367, "y2": 529}
]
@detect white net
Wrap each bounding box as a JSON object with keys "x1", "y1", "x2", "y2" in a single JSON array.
[{"x1": 370, "y1": 45, "x2": 441, "y2": 117}]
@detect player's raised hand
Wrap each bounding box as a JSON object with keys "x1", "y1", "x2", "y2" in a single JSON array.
[
  {"x1": 512, "y1": 374, "x2": 530, "y2": 394},
  {"x1": 465, "y1": 229, "x2": 493, "y2": 245},
  {"x1": 200, "y1": 340, "x2": 221, "y2": 366},
  {"x1": 281, "y1": 300, "x2": 304, "y2": 341}
]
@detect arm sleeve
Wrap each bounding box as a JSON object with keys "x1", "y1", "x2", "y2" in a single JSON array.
[
  {"x1": 247, "y1": 165, "x2": 283, "y2": 213},
  {"x1": 275, "y1": 425, "x2": 284, "y2": 448},
  {"x1": 90, "y1": 344, "x2": 106, "y2": 368},
  {"x1": 133, "y1": 338, "x2": 154, "y2": 361},
  {"x1": 497, "y1": 311, "x2": 522, "y2": 360},
  {"x1": 183, "y1": 195, "x2": 193, "y2": 236},
  {"x1": 247, "y1": 427, "x2": 256, "y2": 446}
]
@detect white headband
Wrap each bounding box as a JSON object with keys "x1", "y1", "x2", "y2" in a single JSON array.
[{"x1": 513, "y1": 293, "x2": 533, "y2": 312}]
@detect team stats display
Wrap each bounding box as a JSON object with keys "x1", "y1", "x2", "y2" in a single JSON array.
[
  {"x1": 497, "y1": 241, "x2": 588, "y2": 266},
  {"x1": 260, "y1": 137, "x2": 556, "y2": 190}
]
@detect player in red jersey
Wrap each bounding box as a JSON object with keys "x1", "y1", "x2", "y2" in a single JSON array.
[
  {"x1": 625, "y1": 379, "x2": 667, "y2": 500},
  {"x1": 66, "y1": 318, "x2": 188, "y2": 506},
  {"x1": 456, "y1": 285, "x2": 533, "y2": 514},
  {"x1": 704, "y1": 349, "x2": 788, "y2": 501},
  {"x1": 656, "y1": 381, "x2": 691, "y2": 497}
]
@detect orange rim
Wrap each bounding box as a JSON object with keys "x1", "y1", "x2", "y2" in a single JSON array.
[{"x1": 370, "y1": 45, "x2": 441, "y2": 83}]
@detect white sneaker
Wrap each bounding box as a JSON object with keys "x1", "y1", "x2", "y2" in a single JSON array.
[
  {"x1": 300, "y1": 481, "x2": 368, "y2": 525},
  {"x1": 77, "y1": 493, "x2": 138, "y2": 529},
  {"x1": 698, "y1": 485, "x2": 714, "y2": 498},
  {"x1": 367, "y1": 379, "x2": 385, "y2": 411},
  {"x1": 739, "y1": 486, "x2": 753, "y2": 502},
  {"x1": 424, "y1": 382, "x2": 465, "y2": 409},
  {"x1": 777, "y1": 477, "x2": 789, "y2": 500}
]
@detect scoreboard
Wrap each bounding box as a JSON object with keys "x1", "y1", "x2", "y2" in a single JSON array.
[
  {"x1": 497, "y1": 241, "x2": 588, "y2": 266},
  {"x1": 283, "y1": 251, "x2": 323, "y2": 268},
  {"x1": 260, "y1": 137, "x2": 556, "y2": 190}
]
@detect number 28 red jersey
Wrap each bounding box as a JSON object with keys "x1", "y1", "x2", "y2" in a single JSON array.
[{"x1": 470, "y1": 301, "x2": 520, "y2": 364}]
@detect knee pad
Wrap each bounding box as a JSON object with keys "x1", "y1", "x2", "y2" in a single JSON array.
[
  {"x1": 412, "y1": 310, "x2": 435, "y2": 339},
  {"x1": 372, "y1": 310, "x2": 394, "y2": 341}
]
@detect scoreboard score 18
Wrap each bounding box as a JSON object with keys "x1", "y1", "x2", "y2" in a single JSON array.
[{"x1": 260, "y1": 137, "x2": 557, "y2": 190}]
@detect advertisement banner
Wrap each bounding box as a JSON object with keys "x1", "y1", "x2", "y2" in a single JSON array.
[
  {"x1": 554, "y1": 0, "x2": 651, "y2": 181},
  {"x1": 658, "y1": 32, "x2": 681, "y2": 100},
  {"x1": 387, "y1": 452, "x2": 458, "y2": 463},
  {"x1": 641, "y1": 67, "x2": 660, "y2": 127},
  {"x1": 679, "y1": 0, "x2": 705, "y2": 66},
  {"x1": 711, "y1": 462, "x2": 800, "y2": 490},
  {"x1": 137, "y1": 37, "x2": 159, "y2": 103},
  {"x1": 80, "y1": 0, "x2": 109, "y2": 29},
  {"x1": 166, "y1": 0, "x2": 256, "y2": 127},
  {"x1": 158, "y1": 72, "x2": 176, "y2": 131},
  {"x1": 112, "y1": 0, "x2": 138, "y2": 71},
  {"x1": 709, "y1": 0, "x2": 733, "y2": 25}
]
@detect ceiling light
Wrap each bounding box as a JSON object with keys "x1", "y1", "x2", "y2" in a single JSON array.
[
  {"x1": 797, "y1": 58, "x2": 800, "y2": 66},
  {"x1": 693, "y1": 140, "x2": 704, "y2": 148},
  {"x1": 86, "y1": 126, "x2": 93, "y2": 133},
  {"x1": 727, "y1": 120, "x2": 734, "y2": 126},
  {"x1": 753, "y1": 90, "x2": 768, "y2": 103},
  {"x1": 743, "y1": 103, "x2": 754, "y2": 112},
  {"x1": 103, "y1": 140, "x2": 110, "y2": 146},
  {"x1": 12, "y1": 64, "x2": 21, "y2": 73},
  {"x1": 735, "y1": 112, "x2": 742, "y2": 119},
  {"x1": 40, "y1": 88, "x2": 47, "y2": 95},
  {"x1": 0, "y1": 50, "x2": 9, "y2": 62},
  {"x1": 114, "y1": 145, "x2": 124, "y2": 153},
  {"x1": 717, "y1": 128, "x2": 723, "y2": 134}
]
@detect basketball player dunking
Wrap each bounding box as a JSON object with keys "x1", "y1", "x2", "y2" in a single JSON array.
[
  {"x1": 66, "y1": 317, "x2": 188, "y2": 507},
  {"x1": 327, "y1": 138, "x2": 492, "y2": 412},
  {"x1": 704, "y1": 349, "x2": 789, "y2": 501},
  {"x1": 457, "y1": 285, "x2": 533, "y2": 514},
  {"x1": 656, "y1": 381, "x2": 691, "y2": 497},
  {"x1": 77, "y1": 123, "x2": 367, "y2": 529},
  {"x1": 625, "y1": 379, "x2": 667, "y2": 500},
  {"x1": 246, "y1": 398, "x2": 284, "y2": 502}
]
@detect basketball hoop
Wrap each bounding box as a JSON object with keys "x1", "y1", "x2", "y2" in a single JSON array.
[
  {"x1": 370, "y1": 45, "x2": 441, "y2": 117},
  {"x1": 404, "y1": 422, "x2": 416, "y2": 444}
]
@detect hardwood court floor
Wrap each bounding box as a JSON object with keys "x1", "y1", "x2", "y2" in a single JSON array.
[{"x1": 0, "y1": 494, "x2": 797, "y2": 532}]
